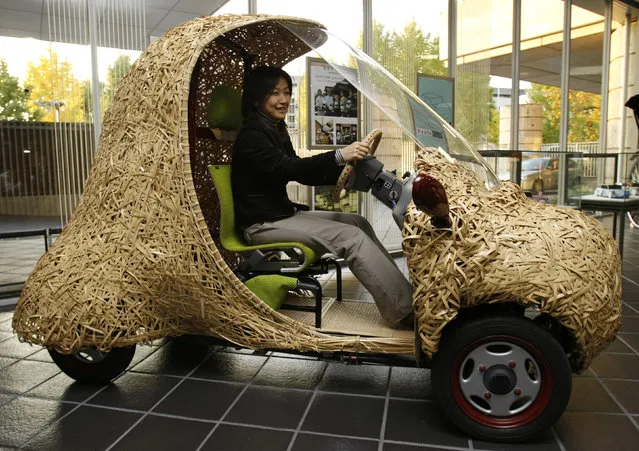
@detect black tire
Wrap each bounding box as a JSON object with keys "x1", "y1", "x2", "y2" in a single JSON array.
[
  {"x1": 431, "y1": 315, "x2": 571, "y2": 443},
  {"x1": 531, "y1": 179, "x2": 543, "y2": 193},
  {"x1": 48, "y1": 345, "x2": 136, "y2": 384}
]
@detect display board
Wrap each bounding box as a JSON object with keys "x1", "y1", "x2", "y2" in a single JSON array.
[
  {"x1": 416, "y1": 73, "x2": 454, "y2": 127},
  {"x1": 307, "y1": 57, "x2": 359, "y2": 149}
]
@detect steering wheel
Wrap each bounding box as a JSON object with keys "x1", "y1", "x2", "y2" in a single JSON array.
[{"x1": 331, "y1": 129, "x2": 383, "y2": 202}]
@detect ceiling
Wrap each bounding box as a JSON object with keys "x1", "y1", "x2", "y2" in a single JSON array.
[{"x1": 0, "y1": 0, "x2": 230, "y2": 48}]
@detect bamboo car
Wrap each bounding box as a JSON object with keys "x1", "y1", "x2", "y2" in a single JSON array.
[{"x1": 12, "y1": 14, "x2": 621, "y2": 443}]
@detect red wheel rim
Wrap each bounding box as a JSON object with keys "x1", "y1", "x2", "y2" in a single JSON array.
[{"x1": 450, "y1": 335, "x2": 554, "y2": 428}]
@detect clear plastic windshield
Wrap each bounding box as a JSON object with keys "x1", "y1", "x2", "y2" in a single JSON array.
[{"x1": 279, "y1": 19, "x2": 500, "y2": 188}]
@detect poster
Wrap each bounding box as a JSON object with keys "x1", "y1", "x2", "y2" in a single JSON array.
[
  {"x1": 416, "y1": 74, "x2": 454, "y2": 127},
  {"x1": 308, "y1": 58, "x2": 359, "y2": 148}
]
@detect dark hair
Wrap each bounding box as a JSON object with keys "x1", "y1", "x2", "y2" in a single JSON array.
[{"x1": 241, "y1": 66, "x2": 293, "y2": 119}]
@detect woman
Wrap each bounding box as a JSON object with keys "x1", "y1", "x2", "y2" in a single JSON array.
[{"x1": 231, "y1": 66, "x2": 413, "y2": 329}]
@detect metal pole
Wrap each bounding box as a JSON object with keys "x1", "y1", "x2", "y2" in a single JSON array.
[
  {"x1": 248, "y1": 0, "x2": 256, "y2": 14},
  {"x1": 361, "y1": 0, "x2": 373, "y2": 218},
  {"x1": 448, "y1": 0, "x2": 457, "y2": 81},
  {"x1": 510, "y1": 0, "x2": 521, "y2": 151},
  {"x1": 558, "y1": 0, "x2": 572, "y2": 205},
  {"x1": 88, "y1": 0, "x2": 102, "y2": 153},
  {"x1": 619, "y1": 13, "x2": 632, "y2": 167},
  {"x1": 599, "y1": 0, "x2": 612, "y2": 154}
]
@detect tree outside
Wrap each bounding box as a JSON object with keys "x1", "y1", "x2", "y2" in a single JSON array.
[
  {"x1": 0, "y1": 59, "x2": 43, "y2": 121},
  {"x1": 369, "y1": 20, "x2": 447, "y2": 91},
  {"x1": 526, "y1": 83, "x2": 600, "y2": 143},
  {"x1": 25, "y1": 50, "x2": 84, "y2": 122},
  {"x1": 80, "y1": 54, "x2": 133, "y2": 123},
  {"x1": 363, "y1": 20, "x2": 493, "y2": 147},
  {"x1": 105, "y1": 55, "x2": 132, "y2": 104}
]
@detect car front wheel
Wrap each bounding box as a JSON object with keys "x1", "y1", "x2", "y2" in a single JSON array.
[{"x1": 431, "y1": 314, "x2": 571, "y2": 443}]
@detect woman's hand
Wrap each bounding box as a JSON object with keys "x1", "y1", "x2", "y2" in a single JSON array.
[{"x1": 341, "y1": 141, "x2": 370, "y2": 162}]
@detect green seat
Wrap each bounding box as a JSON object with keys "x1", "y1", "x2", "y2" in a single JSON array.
[
  {"x1": 208, "y1": 164, "x2": 319, "y2": 273},
  {"x1": 209, "y1": 164, "x2": 337, "y2": 328}
]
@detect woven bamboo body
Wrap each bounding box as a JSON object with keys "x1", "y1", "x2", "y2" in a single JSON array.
[
  {"x1": 12, "y1": 15, "x2": 621, "y2": 372},
  {"x1": 403, "y1": 148, "x2": 621, "y2": 372},
  {"x1": 12, "y1": 15, "x2": 412, "y2": 356}
]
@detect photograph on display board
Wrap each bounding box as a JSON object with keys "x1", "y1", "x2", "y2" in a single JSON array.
[{"x1": 308, "y1": 57, "x2": 359, "y2": 149}]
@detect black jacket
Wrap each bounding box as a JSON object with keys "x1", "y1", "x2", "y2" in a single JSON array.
[{"x1": 231, "y1": 114, "x2": 342, "y2": 229}]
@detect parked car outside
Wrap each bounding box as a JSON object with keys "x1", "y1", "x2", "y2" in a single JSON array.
[{"x1": 516, "y1": 157, "x2": 582, "y2": 193}]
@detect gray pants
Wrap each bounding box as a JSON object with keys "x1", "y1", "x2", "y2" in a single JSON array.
[{"x1": 243, "y1": 210, "x2": 414, "y2": 326}]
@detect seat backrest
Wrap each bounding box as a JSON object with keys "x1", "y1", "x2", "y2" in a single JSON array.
[
  {"x1": 208, "y1": 164, "x2": 319, "y2": 269},
  {"x1": 208, "y1": 164, "x2": 247, "y2": 251},
  {"x1": 207, "y1": 85, "x2": 242, "y2": 141}
]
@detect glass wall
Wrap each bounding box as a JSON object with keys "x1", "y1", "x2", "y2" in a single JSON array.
[
  {"x1": 456, "y1": 0, "x2": 513, "y2": 152},
  {"x1": 368, "y1": 0, "x2": 448, "y2": 249},
  {"x1": 0, "y1": 0, "x2": 146, "y2": 294},
  {"x1": 567, "y1": 1, "x2": 606, "y2": 195}
]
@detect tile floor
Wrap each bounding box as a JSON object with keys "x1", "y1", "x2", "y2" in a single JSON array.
[{"x1": 0, "y1": 222, "x2": 638, "y2": 450}]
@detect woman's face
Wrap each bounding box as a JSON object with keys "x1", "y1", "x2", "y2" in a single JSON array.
[{"x1": 259, "y1": 77, "x2": 291, "y2": 121}]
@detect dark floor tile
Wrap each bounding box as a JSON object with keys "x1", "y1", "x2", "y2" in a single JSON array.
[
  {"x1": 23, "y1": 405, "x2": 141, "y2": 451},
  {"x1": 0, "y1": 392, "x2": 14, "y2": 406},
  {"x1": 201, "y1": 424, "x2": 292, "y2": 451},
  {"x1": 110, "y1": 414, "x2": 213, "y2": 451},
  {"x1": 602, "y1": 337, "x2": 634, "y2": 354},
  {"x1": 620, "y1": 316, "x2": 639, "y2": 333},
  {"x1": 0, "y1": 336, "x2": 41, "y2": 359},
  {"x1": 0, "y1": 360, "x2": 59, "y2": 394},
  {"x1": 302, "y1": 392, "x2": 385, "y2": 438},
  {"x1": 128, "y1": 343, "x2": 159, "y2": 366},
  {"x1": 554, "y1": 412, "x2": 639, "y2": 451},
  {"x1": 383, "y1": 444, "x2": 439, "y2": 451},
  {"x1": 0, "y1": 356, "x2": 15, "y2": 370},
  {"x1": 602, "y1": 379, "x2": 639, "y2": 414},
  {"x1": 129, "y1": 340, "x2": 211, "y2": 376},
  {"x1": 216, "y1": 345, "x2": 267, "y2": 356},
  {"x1": 474, "y1": 430, "x2": 560, "y2": 450},
  {"x1": 590, "y1": 354, "x2": 639, "y2": 379},
  {"x1": 317, "y1": 363, "x2": 389, "y2": 395},
  {"x1": 269, "y1": 351, "x2": 320, "y2": 360},
  {"x1": 0, "y1": 319, "x2": 13, "y2": 332},
  {"x1": 23, "y1": 348, "x2": 53, "y2": 362},
  {"x1": 384, "y1": 399, "x2": 467, "y2": 447},
  {"x1": 226, "y1": 385, "x2": 311, "y2": 429},
  {"x1": 252, "y1": 357, "x2": 327, "y2": 389},
  {"x1": 618, "y1": 333, "x2": 639, "y2": 351},
  {"x1": 153, "y1": 379, "x2": 244, "y2": 420},
  {"x1": 388, "y1": 367, "x2": 433, "y2": 400},
  {"x1": 0, "y1": 396, "x2": 74, "y2": 448},
  {"x1": 292, "y1": 433, "x2": 378, "y2": 451},
  {"x1": 191, "y1": 351, "x2": 267, "y2": 382},
  {"x1": 0, "y1": 312, "x2": 13, "y2": 322},
  {"x1": 567, "y1": 377, "x2": 621, "y2": 413},
  {"x1": 89, "y1": 372, "x2": 180, "y2": 411},
  {"x1": 25, "y1": 372, "x2": 104, "y2": 402}
]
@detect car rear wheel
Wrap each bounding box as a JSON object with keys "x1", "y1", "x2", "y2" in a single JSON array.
[
  {"x1": 48, "y1": 345, "x2": 135, "y2": 384},
  {"x1": 431, "y1": 315, "x2": 571, "y2": 442}
]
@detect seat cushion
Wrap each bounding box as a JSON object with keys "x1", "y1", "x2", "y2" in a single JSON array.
[{"x1": 245, "y1": 275, "x2": 298, "y2": 309}]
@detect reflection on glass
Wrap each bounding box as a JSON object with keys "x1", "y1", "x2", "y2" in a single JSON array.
[{"x1": 280, "y1": 20, "x2": 500, "y2": 188}]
